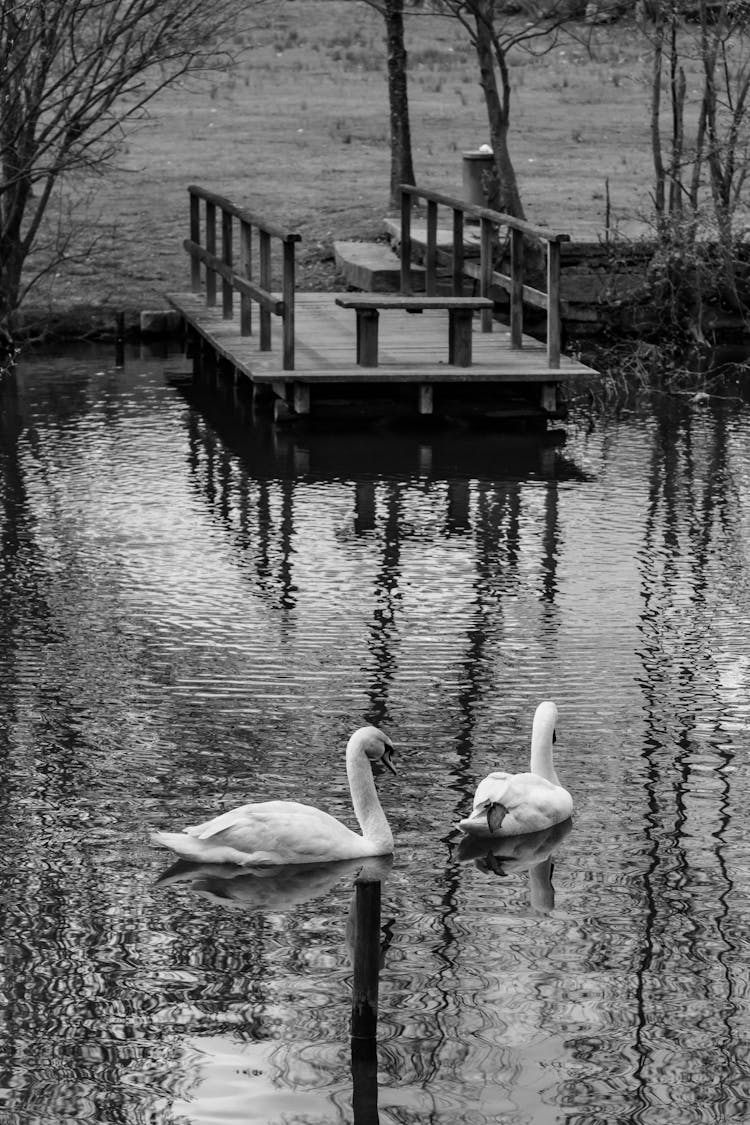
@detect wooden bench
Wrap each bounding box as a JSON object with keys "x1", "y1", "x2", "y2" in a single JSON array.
[{"x1": 335, "y1": 294, "x2": 494, "y2": 368}]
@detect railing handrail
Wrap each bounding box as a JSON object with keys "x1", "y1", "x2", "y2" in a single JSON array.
[
  {"x1": 186, "y1": 185, "x2": 298, "y2": 370},
  {"x1": 399, "y1": 183, "x2": 566, "y2": 367},
  {"x1": 188, "y1": 184, "x2": 301, "y2": 244},
  {"x1": 399, "y1": 183, "x2": 570, "y2": 247}
]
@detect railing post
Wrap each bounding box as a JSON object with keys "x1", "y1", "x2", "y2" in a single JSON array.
[
  {"x1": 425, "y1": 199, "x2": 438, "y2": 295},
  {"x1": 479, "y1": 217, "x2": 494, "y2": 332},
  {"x1": 189, "y1": 190, "x2": 201, "y2": 293},
  {"x1": 239, "y1": 220, "x2": 252, "y2": 337},
  {"x1": 400, "y1": 188, "x2": 412, "y2": 295},
  {"x1": 205, "y1": 199, "x2": 217, "y2": 307},
  {"x1": 452, "y1": 207, "x2": 464, "y2": 296},
  {"x1": 282, "y1": 238, "x2": 296, "y2": 371},
  {"x1": 259, "y1": 229, "x2": 272, "y2": 352},
  {"x1": 546, "y1": 240, "x2": 561, "y2": 368},
  {"x1": 221, "y1": 208, "x2": 233, "y2": 319},
  {"x1": 510, "y1": 227, "x2": 524, "y2": 349}
]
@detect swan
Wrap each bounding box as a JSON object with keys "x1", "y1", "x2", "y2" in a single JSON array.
[
  {"x1": 150, "y1": 725, "x2": 396, "y2": 866},
  {"x1": 458, "y1": 700, "x2": 572, "y2": 838}
]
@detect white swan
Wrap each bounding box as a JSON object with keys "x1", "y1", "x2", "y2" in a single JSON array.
[
  {"x1": 458, "y1": 701, "x2": 573, "y2": 838},
  {"x1": 151, "y1": 726, "x2": 396, "y2": 866}
]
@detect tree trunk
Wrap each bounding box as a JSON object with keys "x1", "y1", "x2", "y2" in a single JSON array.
[
  {"x1": 472, "y1": 2, "x2": 525, "y2": 220},
  {"x1": 385, "y1": 0, "x2": 415, "y2": 209}
]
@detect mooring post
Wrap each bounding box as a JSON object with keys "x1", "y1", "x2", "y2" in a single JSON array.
[
  {"x1": 351, "y1": 879, "x2": 381, "y2": 1041},
  {"x1": 350, "y1": 877, "x2": 381, "y2": 1124}
]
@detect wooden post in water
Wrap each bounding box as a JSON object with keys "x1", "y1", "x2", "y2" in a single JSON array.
[
  {"x1": 351, "y1": 879, "x2": 381, "y2": 1040},
  {"x1": 350, "y1": 877, "x2": 382, "y2": 1125}
]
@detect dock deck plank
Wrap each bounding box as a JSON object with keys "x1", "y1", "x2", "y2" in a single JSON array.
[{"x1": 167, "y1": 291, "x2": 598, "y2": 384}]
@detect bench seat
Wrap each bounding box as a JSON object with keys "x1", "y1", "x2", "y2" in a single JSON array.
[{"x1": 334, "y1": 294, "x2": 494, "y2": 367}]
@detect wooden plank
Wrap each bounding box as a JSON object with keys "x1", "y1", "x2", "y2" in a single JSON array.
[
  {"x1": 335, "y1": 295, "x2": 492, "y2": 310},
  {"x1": 165, "y1": 291, "x2": 599, "y2": 389}
]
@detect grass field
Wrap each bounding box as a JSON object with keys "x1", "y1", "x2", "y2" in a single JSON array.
[{"x1": 23, "y1": 0, "x2": 665, "y2": 336}]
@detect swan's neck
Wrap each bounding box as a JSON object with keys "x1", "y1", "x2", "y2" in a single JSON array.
[
  {"x1": 346, "y1": 741, "x2": 393, "y2": 852},
  {"x1": 529, "y1": 711, "x2": 560, "y2": 785}
]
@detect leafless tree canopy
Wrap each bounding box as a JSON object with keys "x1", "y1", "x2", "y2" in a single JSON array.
[{"x1": 0, "y1": 0, "x2": 273, "y2": 329}]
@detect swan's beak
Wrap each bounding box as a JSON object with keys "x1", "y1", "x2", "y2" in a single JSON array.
[{"x1": 382, "y1": 747, "x2": 397, "y2": 775}]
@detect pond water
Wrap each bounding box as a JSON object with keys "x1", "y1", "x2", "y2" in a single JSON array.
[{"x1": 2, "y1": 347, "x2": 750, "y2": 1125}]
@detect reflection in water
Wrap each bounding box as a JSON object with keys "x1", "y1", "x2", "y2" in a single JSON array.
[
  {"x1": 155, "y1": 852, "x2": 392, "y2": 1125},
  {"x1": 457, "y1": 820, "x2": 574, "y2": 914},
  {"x1": 155, "y1": 855, "x2": 374, "y2": 910},
  {"x1": 3, "y1": 352, "x2": 750, "y2": 1122}
]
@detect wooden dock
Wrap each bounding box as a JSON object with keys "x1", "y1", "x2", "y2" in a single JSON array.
[{"x1": 168, "y1": 184, "x2": 599, "y2": 425}]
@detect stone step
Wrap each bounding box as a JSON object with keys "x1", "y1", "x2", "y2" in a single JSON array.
[{"x1": 333, "y1": 240, "x2": 425, "y2": 293}]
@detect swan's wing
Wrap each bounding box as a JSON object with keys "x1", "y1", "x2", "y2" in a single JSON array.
[
  {"x1": 187, "y1": 801, "x2": 366, "y2": 864},
  {"x1": 185, "y1": 800, "x2": 328, "y2": 840},
  {"x1": 472, "y1": 771, "x2": 514, "y2": 811}
]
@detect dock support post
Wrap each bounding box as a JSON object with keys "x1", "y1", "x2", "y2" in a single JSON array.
[
  {"x1": 540, "y1": 383, "x2": 557, "y2": 414},
  {"x1": 418, "y1": 384, "x2": 433, "y2": 415},
  {"x1": 293, "y1": 383, "x2": 310, "y2": 415}
]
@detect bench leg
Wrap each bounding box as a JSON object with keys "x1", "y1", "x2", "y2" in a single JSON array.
[
  {"x1": 448, "y1": 309, "x2": 473, "y2": 366},
  {"x1": 356, "y1": 308, "x2": 379, "y2": 367}
]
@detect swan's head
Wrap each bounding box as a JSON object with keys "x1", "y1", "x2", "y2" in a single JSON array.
[
  {"x1": 349, "y1": 725, "x2": 397, "y2": 775},
  {"x1": 534, "y1": 700, "x2": 558, "y2": 740}
]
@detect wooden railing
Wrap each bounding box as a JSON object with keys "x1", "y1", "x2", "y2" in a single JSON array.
[
  {"x1": 399, "y1": 184, "x2": 569, "y2": 368},
  {"x1": 184, "y1": 185, "x2": 301, "y2": 370}
]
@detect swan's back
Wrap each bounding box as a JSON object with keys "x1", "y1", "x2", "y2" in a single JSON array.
[{"x1": 154, "y1": 800, "x2": 381, "y2": 866}]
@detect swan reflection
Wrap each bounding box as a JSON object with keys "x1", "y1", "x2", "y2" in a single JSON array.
[
  {"x1": 154, "y1": 854, "x2": 380, "y2": 911},
  {"x1": 457, "y1": 818, "x2": 573, "y2": 913},
  {"x1": 154, "y1": 852, "x2": 392, "y2": 1123}
]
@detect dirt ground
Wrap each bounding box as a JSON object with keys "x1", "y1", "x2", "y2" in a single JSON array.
[{"x1": 21, "y1": 0, "x2": 664, "y2": 338}]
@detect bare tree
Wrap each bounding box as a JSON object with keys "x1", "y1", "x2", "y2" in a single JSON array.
[
  {"x1": 0, "y1": 0, "x2": 273, "y2": 338},
  {"x1": 642, "y1": 0, "x2": 750, "y2": 338},
  {"x1": 435, "y1": 0, "x2": 589, "y2": 220},
  {"x1": 364, "y1": 0, "x2": 417, "y2": 208}
]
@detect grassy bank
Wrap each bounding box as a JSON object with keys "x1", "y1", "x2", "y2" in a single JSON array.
[{"x1": 21, "y1": 0, "x2": 659, "y2": 339}]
